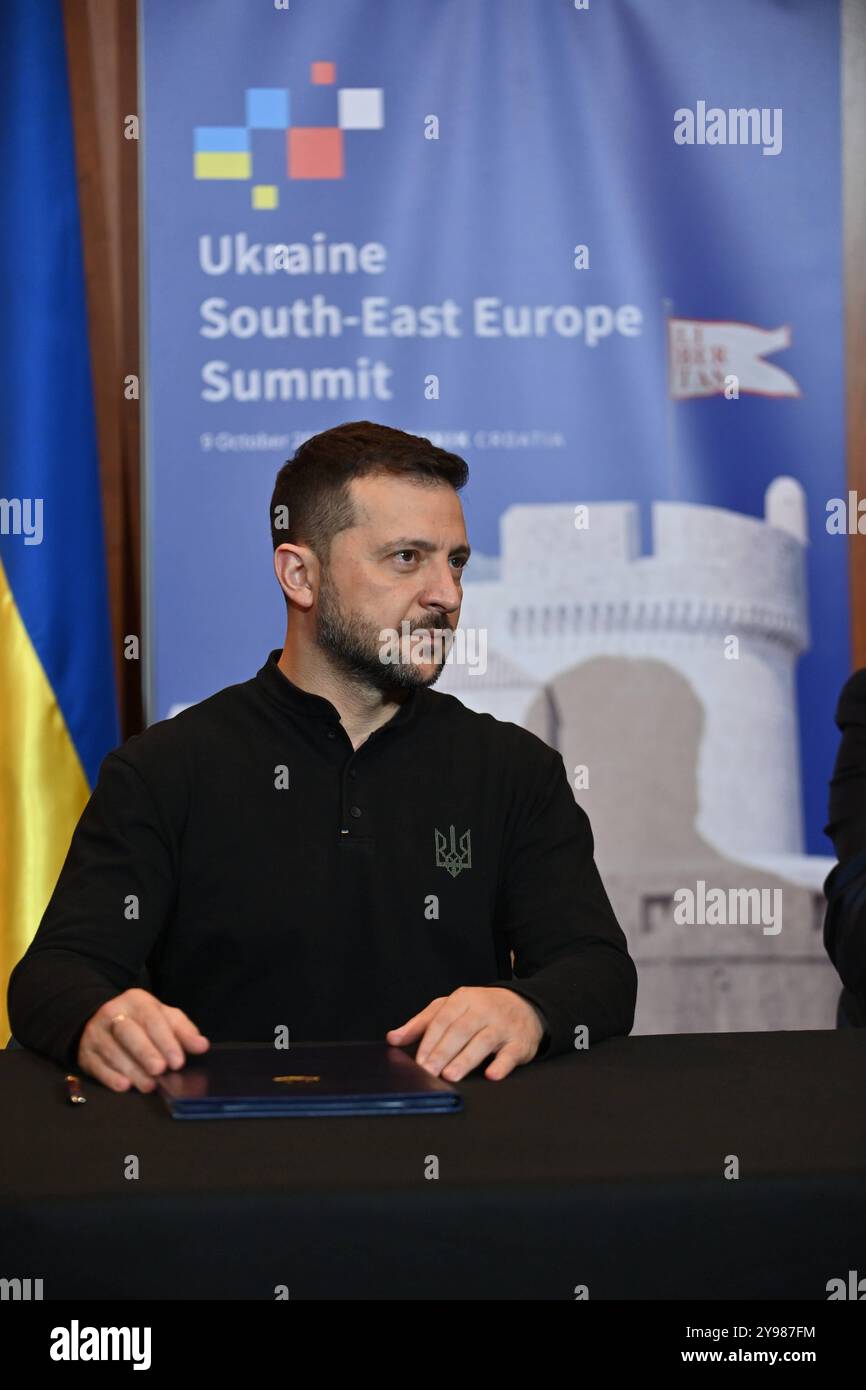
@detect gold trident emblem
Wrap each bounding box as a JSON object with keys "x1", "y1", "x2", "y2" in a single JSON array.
[{"x1": 434, "y1": 824, "x2": 472, "y2": 878}]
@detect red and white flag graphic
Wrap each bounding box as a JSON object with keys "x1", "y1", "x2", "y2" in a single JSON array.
[{"x1": 667, "y1": 317, "x2": 801, "y2": 399}]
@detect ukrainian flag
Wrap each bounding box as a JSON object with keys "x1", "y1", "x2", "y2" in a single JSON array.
[
  {"x1": 0, "y1": 1, "x2": 119, "y2": 1041},
  {"x1": 194, "y1": 127, "x2": 252, "y2": 180}
]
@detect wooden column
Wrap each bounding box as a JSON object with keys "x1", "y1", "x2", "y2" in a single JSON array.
[{"x1": 62, "y1": 0, "x2": 142, "y2": 739}]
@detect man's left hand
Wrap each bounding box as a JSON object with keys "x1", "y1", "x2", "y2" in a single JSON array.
[{"x1": 386, "y1": 987, "x2": 546, "y2": 1081}]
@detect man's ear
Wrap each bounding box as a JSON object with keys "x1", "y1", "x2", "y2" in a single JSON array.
[{"x1": 274, "y1": 543, "x2": 318, "y2": 612}]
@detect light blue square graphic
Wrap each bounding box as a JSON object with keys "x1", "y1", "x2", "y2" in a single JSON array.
[
  {"x1": 194, "y1": 126, "x2": 249, "y2": 152},
  {"x1": 246, "y1": 88, "x2": 290, "y2": 129}
]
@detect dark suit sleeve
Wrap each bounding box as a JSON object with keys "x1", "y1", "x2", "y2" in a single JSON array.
[
  {"x1": 824, "y1": 668, "x2": 866, "y2": 862},
  {"x1": 823, "y1": 669, "x2": 866, "y2": 1011},
  {"x1": 823, "y1": 850, "x2": 866, "y2": 1004},
  {"x1": 490, "y1": 743, "x2": 637, "y2": 1059},
  {"x1": 6, "y1": 748, "x2": 182, "y2": 1069}
]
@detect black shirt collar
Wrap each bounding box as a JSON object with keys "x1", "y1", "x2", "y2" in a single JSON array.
[{"x1": 256, "y1": 649, "x2": 425, "y2": 732}]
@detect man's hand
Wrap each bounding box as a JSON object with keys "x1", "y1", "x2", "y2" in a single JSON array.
[
  {"x1": 76, "y1": 988, "x2": 210, "y2": 1092},
  {"x1": 386, "y1": 986, "x2": 546, "y2": 1082}
]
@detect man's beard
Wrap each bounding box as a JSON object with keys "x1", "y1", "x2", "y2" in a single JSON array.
[
  {"x1": 312, "y1": 567, "x2": 453, "y2": 692},
  {"x1": 315, "y1": 572, "x2": 451, "y2": 695}
]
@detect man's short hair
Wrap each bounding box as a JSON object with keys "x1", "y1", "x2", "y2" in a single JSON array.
[{"x1": 269, "y1": 420, "x2": 469, "y2": 566}]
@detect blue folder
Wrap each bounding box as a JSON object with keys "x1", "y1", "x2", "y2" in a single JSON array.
[{"x1": 156, "y1": 1041, "x2": 464, "y2": 1118}]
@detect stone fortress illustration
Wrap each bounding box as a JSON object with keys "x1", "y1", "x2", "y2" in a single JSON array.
[{"x1": 436, "y1": 478, "x2": 841, "y2": 1035}]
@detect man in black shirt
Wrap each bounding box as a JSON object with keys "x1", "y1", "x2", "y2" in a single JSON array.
[{"x1": 8, "y1": 421, "x2": 637, "y2": 1090}]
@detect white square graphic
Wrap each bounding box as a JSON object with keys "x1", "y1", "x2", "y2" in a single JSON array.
[{"x1": 337, "y1": 88, "x2": 384, "y2": 130}]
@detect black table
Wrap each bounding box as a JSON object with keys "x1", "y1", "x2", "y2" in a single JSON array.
[{"x1": 2, "y1": 1031, "x2": 865, "y2": 1300}]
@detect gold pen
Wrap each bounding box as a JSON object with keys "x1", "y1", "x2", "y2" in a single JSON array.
[{"x1": 65, "y1": 1073, "x2": 86, "y2": 1105}]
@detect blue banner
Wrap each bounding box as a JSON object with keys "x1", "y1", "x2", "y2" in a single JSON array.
[{"x1": 140, "y1": 0, "x2": 845, "y2": 881}]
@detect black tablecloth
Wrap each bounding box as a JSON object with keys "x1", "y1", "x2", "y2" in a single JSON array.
[{"x1": 2, "y1": 1031, "x2": 865, "y2": 1299}]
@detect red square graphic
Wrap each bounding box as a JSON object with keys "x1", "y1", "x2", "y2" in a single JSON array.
[
  {"x1": 288, "y1": 127, "x2": 344, "y2": 178},
  {"x1": 311, "y1": 61, "x2": 336, "y2": 84}
]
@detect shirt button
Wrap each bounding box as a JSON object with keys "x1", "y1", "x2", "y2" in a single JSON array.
[
  {"x1": 349, "y1": 769, "x2": 357, "y2": 778},
  {"x1": 349, "y1": 805, "x2": 362, "y2": 818},
  {"x1": 327, "y1": 730, "x2": 337, "y2": 739}
]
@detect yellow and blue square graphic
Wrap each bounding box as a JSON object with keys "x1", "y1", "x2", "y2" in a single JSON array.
[{"x1": 193, "y1": 126, "x2": 251, "y2": 180}]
